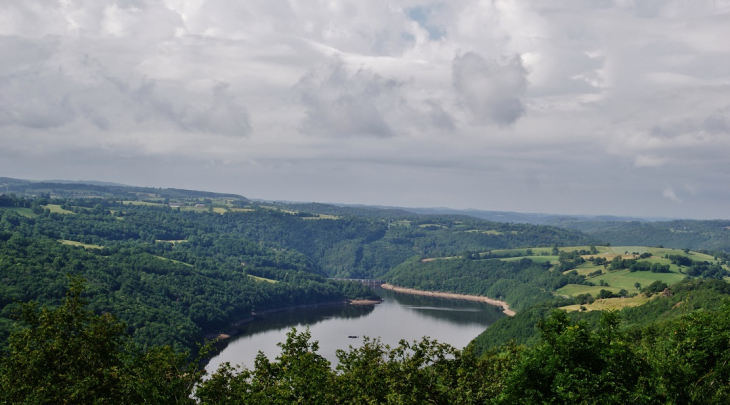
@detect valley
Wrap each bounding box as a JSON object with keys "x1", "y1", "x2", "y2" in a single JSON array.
[{"x1": 1, "y1": 179, "x2": 730, "y2": 403}]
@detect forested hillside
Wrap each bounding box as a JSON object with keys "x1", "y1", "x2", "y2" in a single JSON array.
[
  {"x1": 0, "y1": 199, "x2": 378, "y2": 353},
  {"x1": 214, "y1": 212, "x2": 595, "y2": 279},
  {"x1": 0, "y1": 192, "x2": 595, "y2": 353},
  {"x1": 470, "y1": 278, "x2": 730, "y2": 355},
  {"x1": 385, "y1": 256, "x2": 589, "y2": 311},
  {"x1": 4, "y1": 279, "x2": 730, "y2": 404},
  {"x1": 550, "y1": 219, "x2": 730, "y2": 252}
]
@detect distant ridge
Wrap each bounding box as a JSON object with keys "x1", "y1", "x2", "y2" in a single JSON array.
[
  {"x1": 0, "y1": 177, "x2": 248, "y2": 202},
  {"x1": 43, "y1": 179, "x2": 132, "y2": 187}
]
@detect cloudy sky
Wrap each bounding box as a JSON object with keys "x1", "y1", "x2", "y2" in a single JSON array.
[{"x1": 2, "y1": 0, "x2": 729, "y2": 219}]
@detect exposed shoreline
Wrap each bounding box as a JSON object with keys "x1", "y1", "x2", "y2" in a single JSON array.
[{"x1": 380, "y1": 283, "x2": 516, "y2": 316}]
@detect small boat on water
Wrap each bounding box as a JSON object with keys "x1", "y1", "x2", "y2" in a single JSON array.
[{"x1": 348, "y1": 335, "x2": 358, "y2": 338}]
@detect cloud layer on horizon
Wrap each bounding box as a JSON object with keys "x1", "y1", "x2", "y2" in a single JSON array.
[{"x1": 1, "y1": 0, "x2": 729, "y2": 218}]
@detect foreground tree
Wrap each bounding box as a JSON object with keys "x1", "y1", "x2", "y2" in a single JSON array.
[
  {"x1": 0, "y1": 277, "x2": 204, "y2": 404},
  {"x1": 5, "y1": 277, "x2": 730, "y2": 404},
  {"x1": 197, "y1": 328, "x2": 335, "y2": 404},
  {"x1": 500, "y1": 311, "x2": 659, "y2": 404},
  {"x1": 649, "y1": 304, "x2": 730, "y2": 404}
]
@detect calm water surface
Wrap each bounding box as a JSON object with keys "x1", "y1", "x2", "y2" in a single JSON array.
[{"x1": 206, "y1": 287, "x2": 505, "y2": 371}]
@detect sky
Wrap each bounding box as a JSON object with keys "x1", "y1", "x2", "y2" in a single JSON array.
[{"x1": 1, "y1": 0, "x2": 730, "y2": 219}]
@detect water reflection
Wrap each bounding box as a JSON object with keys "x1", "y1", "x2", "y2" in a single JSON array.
[
  {"x1": 206, "y1": 287, "x2": 505, "y2": 372},
  {"x1": 240, "y1": 304, "x2": 375, "y2": 338},
  {"x1": 383, "y1": 289, "x2": 505, "y2": 325}
]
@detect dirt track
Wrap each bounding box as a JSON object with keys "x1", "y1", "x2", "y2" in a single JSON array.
[{"x1": 380, "y1": 283, "x2": 516, "y2": 316}]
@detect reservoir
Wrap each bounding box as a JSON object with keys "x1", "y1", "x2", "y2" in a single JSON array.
[{"x1": 206, "y1": 287, "x2": 506, "y2": 372}]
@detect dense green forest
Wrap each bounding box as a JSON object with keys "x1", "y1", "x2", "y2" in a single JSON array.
[
  {"x1": 470, "y1": 278, "x2": 730, "y2": 355},
  {"x1": 3, "y1": 279, "x2": 730, "y2": 404},
  {"x1": 214, "y1": 212, "x2": 595, "y2": 279},
  {"x1": 385, "y1": 256, "x2": 590, "y2": 311},
  {"x1": 551, "y1": 218, "x2": 730, "y2": 252},
  {"x1": 0, "y1": 201, "x2": 378, "y2": 353},
  {"x1": 0, "y1": 192, "x2": 593, "y2": 353}
]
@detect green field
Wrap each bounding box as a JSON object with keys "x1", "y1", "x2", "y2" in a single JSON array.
[
  {"x1": 567, "y1": 261, "x2": 606, "y2": 276},
  {"x1": 302, "y1": 214, "x2": 339, "y2": 220},
  {"x1": 557, "y1": 269, "x2": 685, "y2": 297},
  {"x1": 492, "y1": 246, "x2": 601, "y2": 256},
  {"x1": 605, "y1": 246, "x2": 721, "y2": 264},
  {"x1": 123, "y1": 201, "x2": 163, "y2": 206},
  {"x1": 500, "y1": 255, "x2": 558, "y2": 264},
  {"x1": 465, "y1": 229, "x2": 503, "y2": 235},
  {"x1": 261, "y1": 205, "x2": 297, "y2": 214},
  {"x1": 248, "y1": 275, "x2": 278, "y2": 283},
  {"x1": 59, "y1": 240, "x2": 103, "y2": 249},
  {"x1": 42, "y1": 204, "x2": 75, "y2": 215},
  {"x1": 539, "y1": 246, "x2": 729, "y2": 300},
  {"x1": 178, "y1": 206, "x2": 207, "y2": 212},
  {"x1": 151, "y1": 255, "x2": 193, "y2": 267},
  {"x1": 561, "y1": 294, "x2": 651, "y2": 312},
  {"x1": 229, "y1": 208, "x2": 255, "y2": 213},
  {"x1": 3, "y1": 207, "x2": 37, "y2": 218},
  {"x1": 155, "y1": 239, "x2": 188, "y2": 244}
]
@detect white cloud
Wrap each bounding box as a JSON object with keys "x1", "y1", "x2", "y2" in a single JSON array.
[
  {"x1": 1, "y1": 0, "x2": 730, "y2": 218},
  {"x1": 662, "y1": 187, "x2": 682, "y2": 203},
  {"x1": 295, "y1": 57, "x2": 401, "y2": 138},
  {"x1": 634, "y1": 155, "x2": 666, "y2": 168},
  {"x1": 452, "y1": 52, "x2": 527, "y2": 126}
]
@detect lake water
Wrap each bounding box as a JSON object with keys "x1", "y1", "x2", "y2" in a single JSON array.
[{"x1": 205, "y1": 287, "x2": 506, "y2": 372}]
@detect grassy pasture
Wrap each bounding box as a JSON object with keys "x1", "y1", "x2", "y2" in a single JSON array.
[
  {"x1": 212, "y1": 207, "x2": 227, "y2": 214},
  {"x1": 604, "y1": 247, "x2": 723, "y2": 268},
  {"x1": 260, "y1": 205, "x2": 298, "y2": 215},
  {"x1": 499, "y1": 255, "x2": 558, "y2": 264},
  {"x1": 465, "y1": 229, "x2": 503, "y2": 235},
  {"x1": 230, "y1": 208, "x2": 255, "y2": 213},
  {"x1": 420, "y1": 256, "x2": 459, "y2": 262},
  {"x1": 492, "y1": 247, "x2": 551, "y2": 256},
  {"x1": 150, "y1": 255, "x2": 193, "y2": 267},
  {"x1": 302, "y1": 214, "x2": 339, "y2": 220},
  {"x1": 557, "y1": 269, "x2": 685, "y2": 297},
  {"x1": 178, "y1": 206, "x2": 206, "y2": 212},
  {"x1": 3, "y1": 207, "x2": 37, "y2": 218},
  {"x1": 606, "y1": 246, "x2": 719, "y2": 261},
  {"x1": 491, "y1": 246, "x2": 597, "y2": 257},
  {"x1": 123, "y1": 201, "x2": 163, "y2": 206},
  {"x1": 248, "y1": 275, "x2": 278, "y2": 284},
  {"x1": 59, "y1": 240, "x2": 103, "y2": 249},
  {"x1": 556, "y1": 247, "x2": 726, "y2": 298},
  {"x1": 561, "y1": 295, "x2": 651, "y2": 312},
  {"x1": 567, "y1": 262, "x2": 606, "y2": 276},
  {"x1": 42, "y1": 204, "x2": 75, "y2": 215}
]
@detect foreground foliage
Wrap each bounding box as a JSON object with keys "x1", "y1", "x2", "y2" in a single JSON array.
[
  {"x1": 199, "y1": 304, "x2": 730, "y2": 404},
  {"x1": 0, "y1": 278, "x2": 204, "y2": 404},
  {"x1": 3, "y1": 281, "x2": 730, "y2": 404}
]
